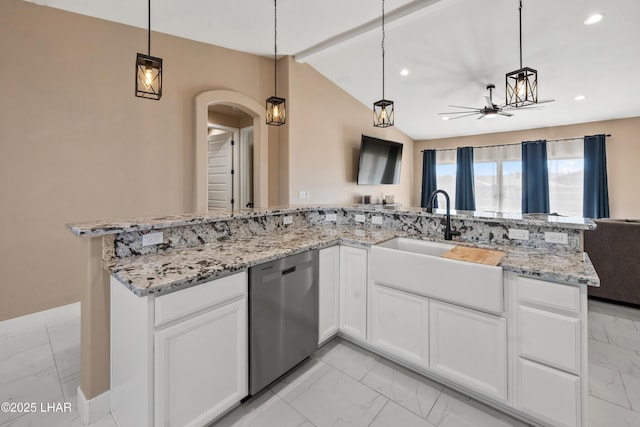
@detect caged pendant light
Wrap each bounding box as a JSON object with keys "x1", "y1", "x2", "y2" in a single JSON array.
[
  {"x1": 373, "y1": 0, "x2": 394, "y2": 127},
  {"x1": 373, "y1": 0, "x2": 394, "y2": 128},
  {"x1": 266, "y1": 0, "x2": 286, "y2": 126},
  {"x1": 135, "y1": 0, "x2": 162, "y2": 100},
  {"x1": 505, "y1": 0, "x2": 537, "y2": 107}
]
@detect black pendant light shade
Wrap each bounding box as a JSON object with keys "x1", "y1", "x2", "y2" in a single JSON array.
[
  {"x1": 136, "y1": 53, "x2": 162, "y2": 100},
  {"x1": 266, "y1": 0, "x2": 286, "y2": 126},
  {"x1": 266, "y1": 96, "x2": 286, "y2": 126},
  {"x1": 136, "y1": 0, "x2": 162, "y2": 100},
  {"x1": 505, "y1": 0, "x2": 537, "y2": 107},
  {"x1": 506, "y1": 66, "x2": 537, "y2": 107},
  {"x1": 373, "y1": 99, "x2": 394, "y2": 128},
  {"x1": 373, "y1": 0, "x2": 393, "y2": 127}
]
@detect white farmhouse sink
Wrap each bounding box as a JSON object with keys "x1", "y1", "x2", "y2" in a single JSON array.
[
  {"x1": 371, "y1": 238, "x2": 504, "y2": 313},
  {"x1": 376, "y1": 237, "x2": 455, "y2": 257}
]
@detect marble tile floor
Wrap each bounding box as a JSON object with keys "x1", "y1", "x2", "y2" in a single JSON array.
[{"x1": 2, "y1": 299, "x2": 640, "y2": 426}]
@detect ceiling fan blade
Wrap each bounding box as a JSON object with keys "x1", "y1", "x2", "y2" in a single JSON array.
[
  {"x1": 446, "y1": 112, "x2": 481, "y2": 120},
  {"x1": 498, "y1": 111, "x2": 513, "y2": 117},
  {"x1": 503, "y1": 105, "x2": 544, "y2": 111},
  {"x1": 439, "y1": 111, "x2": 481, "y2": 115},
  {"x1": 448, "y1": 105, "x2": 482, "y2": 110}
]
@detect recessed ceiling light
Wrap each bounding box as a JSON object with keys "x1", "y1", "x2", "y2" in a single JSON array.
[
  {"x1": 400, "y1": 69, "x2": 410, "y2": 76},
  {"x1": 441, "y1": 116, "x2": 450, "y2": 121},
  {"x1": 584, "y1": 13, "x2": 604, "y2": 25},
  {"x1": 574, "y1": 95, "x2": 587, "y2": 101}
]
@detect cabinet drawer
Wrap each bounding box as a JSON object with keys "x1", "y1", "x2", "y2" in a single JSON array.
[
  {"x1": 155, "y1": 272, "x2": 247, "y2": 327},
  {"x1": 518, "y1": 306, "x2": 580, "y2": 374},
  {"x1": 516, "y1": 358, "x2": 580, "y2": 427},
  {"x1": 517, "y1": 277, "x2": 580, "y2": 314}
]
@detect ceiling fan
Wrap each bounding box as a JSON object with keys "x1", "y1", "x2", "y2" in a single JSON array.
[{"x1": 439, "y1": 84, "x2": 545, "y2": 120}]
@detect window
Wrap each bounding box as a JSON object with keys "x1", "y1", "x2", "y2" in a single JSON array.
[
  {"x1": 435, "y1": 150, "x2": 456, "y2": 207},
  {"x1": 473, "y1": 145, "x2": 522, "y2": 213},
  {"x1": 547, "y1": 138, "x2": 583, "y2": 217}
]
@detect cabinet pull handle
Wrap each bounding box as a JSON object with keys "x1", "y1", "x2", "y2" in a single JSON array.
[{"x1": 282, "y1": 266, "x2": 296, "y2": 276}]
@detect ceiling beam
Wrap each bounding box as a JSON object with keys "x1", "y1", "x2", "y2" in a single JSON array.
[{"x1": 294, "y1": 0, "x2": 442, "y2": 63}]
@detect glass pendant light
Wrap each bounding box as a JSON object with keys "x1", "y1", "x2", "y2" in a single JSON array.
[
  {"x1": 135, "y1": 0, "x2": 162, "y2": 100},
  {"x1": 373, "y1": 0, "x2": 394, "y2": 127},
  {"x1": 266, "y1": 0, "x2": 286, "y2": 126},
  {"x1": 505, "y1": 0, "x2": 537, "y2": 107}
]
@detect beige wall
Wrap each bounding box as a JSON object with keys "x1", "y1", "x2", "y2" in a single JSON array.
[
  {"x1": 0, "y1": 0, "x2": 276, "y2": 322},
  {"x1": 413, "y1": 117, "x2": 640, "y2": 218},
  {"x1": 285, "y1": 58, "x2": 415, "y2": 206},
  {"x1": 207, "y1": 110, "x2": 253, "y2": 129}
]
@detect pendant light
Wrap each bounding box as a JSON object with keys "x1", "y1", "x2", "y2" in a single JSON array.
[
  {"x1": 135, "y1": 0, "x2": 162, "y2": 100},
  {"x1": 373, "y1": 0, "x2": 394, "y2": 127},
  {"x1": 266, "y1": 0, "x2": 286, "y2": 126},
  {"x1": 505, "y1": 0, "x2": 537, "y2": 107}
]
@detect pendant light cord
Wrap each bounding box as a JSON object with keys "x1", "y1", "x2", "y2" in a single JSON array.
[
  {"x1": 274, "y1": 0, "x2": 278, "y2": 96},
  {"x1": 518, "y1": 0, "x2": 522, "y2": 69},
  {"x1": 147, "y1": 0, "x2": 151, "y2": 56},
  {"x1": 381, "y1": 0, "x2": 386, "y2": 99}
]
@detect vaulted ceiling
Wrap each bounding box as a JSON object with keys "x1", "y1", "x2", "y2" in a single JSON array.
[{"x1": 25, "y1": 0, "x2": 640, "y2": 140}]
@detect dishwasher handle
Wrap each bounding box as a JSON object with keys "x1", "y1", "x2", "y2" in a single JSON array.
[{"x1": 282, "y1": 266, "x2": 296, "y2": 276}]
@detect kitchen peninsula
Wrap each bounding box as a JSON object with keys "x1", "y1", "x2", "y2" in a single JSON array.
[{"x1": 68, "y1": 205, "x2": 599, "y2": 427}]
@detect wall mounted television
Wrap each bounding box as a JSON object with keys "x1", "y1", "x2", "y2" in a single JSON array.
[{"x1": 356, "y1": 134, "x2": 403, "y2": 185}]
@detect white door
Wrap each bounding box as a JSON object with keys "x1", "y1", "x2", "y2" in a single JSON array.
[
  {"x1": 339, "y1": 246, "x2": 367, "y2": 341},
  {"x1": 207, "y1": 130, "x2": 234, "y2": 210},
  {"x1": 369, "y1": 283, "x2": 429, "y2": 367},
  {"x1": 319, "y1": 246, "x2": 340, "y2": 344},
  {"x1": 429, "y1": 300, "x2": 507, "y2": 402},
  {"x1": 154, "y1": 299, "x2": 247, "y2": 427}
]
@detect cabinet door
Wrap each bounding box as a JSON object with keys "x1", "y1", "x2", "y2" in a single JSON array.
[
  {"x1": 155, "y1": 298, "x2": 247, "y2": 427},
  {"x1": 319, "y1": 246, "x2": 340, "y2": 344},
  {"x1": 429, "y1": 300, "x2": 507, "y2": 401},
  {"x1": 339, "y1": 246, "x2": 367, "y2": 341},
  {"x1": 369, "y1": 283, "x2": 429, "y2": 368},
  {"x1": 515, "y1": 358, "x2": 580, "y2": 427}
]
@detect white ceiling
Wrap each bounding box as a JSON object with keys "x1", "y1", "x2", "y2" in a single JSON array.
[{"x1": 25, "y1": 0, "x2": 640, "y2": 140}]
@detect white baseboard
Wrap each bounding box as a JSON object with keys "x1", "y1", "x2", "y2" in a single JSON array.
[{"x1": 77, "y1": 387, "x2": 111, "y2": 425}]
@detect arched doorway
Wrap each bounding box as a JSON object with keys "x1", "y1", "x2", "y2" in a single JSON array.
[{"x1": 195, "y1": 90, "x2": 268, "y2": 212}]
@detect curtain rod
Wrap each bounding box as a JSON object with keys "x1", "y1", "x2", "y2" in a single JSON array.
[{"x1": 421, "y1": 134, "x2": 612, "y2": 152}]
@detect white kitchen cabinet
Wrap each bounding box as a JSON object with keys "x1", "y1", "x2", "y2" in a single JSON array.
[
  {"x1": 512, "y1": 275, "x2": 587, "y2": 427},
  {"x1": 111, "y1": 272, "x2": 247, "y2": 427},
  {"x1": 318, "y1": 246, "x2": 340, "y2": 344},
  {"x1": 368, "y1": 282, "x2": 429, "y2": 368},
  {"x1": 515, "y1": 358, "x2": 580, "y2": 427},
  {"x1": 339, "y1": 245, "x2": 368, "y2": 341},
  {"x1": 155, "y1": 298, "x2": 247, "y2": 427},
  {"x1": 429, "y1": 300, "x2": 507, "y2": 402}
]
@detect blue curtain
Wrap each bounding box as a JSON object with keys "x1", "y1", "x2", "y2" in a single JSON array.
[
  {"x1": 583, "y1": 134, "x2": 610, "y2": 218},
  {"x1": 455, "y1": 147, "x2": 475, "y2": 210},
  {"x1": 522, "y1": 140, "x2": 550, "y2": 213},
  {"x1": 421, "y1": 150, "x2": 438, "y2": 208}
]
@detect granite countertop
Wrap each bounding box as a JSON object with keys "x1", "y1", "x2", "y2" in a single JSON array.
[
  {"x1": 67, "y1": 205, "x2": 595, "y2": 237},
  {"x1": 111, "y1": 226, "x2": 599, "y2": 297}
]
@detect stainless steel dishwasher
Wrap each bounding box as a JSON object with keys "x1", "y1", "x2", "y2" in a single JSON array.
[{"x1": 248, "y1": 250, "x2": 319, "y2": 395}]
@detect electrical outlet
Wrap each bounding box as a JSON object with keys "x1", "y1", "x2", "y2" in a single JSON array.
[
  {"x1": 508, "y1": 228, "x2": 530, "y2": 240},
  {"x1": 283, "y1": 215, "x2": 293, "y2": 225},
  {"x1": 545, "y1": 232, "x2": 568, "y2": 244},
  {"x1": 325, "y1": 213, "x2": 337, "y2": 222},
  {"x1": 142, "y1": 231, "x2": 163, "y2": 247},
  {"x1": 355, "y1": 214, "x2": 365, "y2": 223},
  {"x1": 372, "y1": 216, "x2": 383, "y2": 225},
  {"x1": 298, "y1": 191, "x2": 307, "y2": 199}
]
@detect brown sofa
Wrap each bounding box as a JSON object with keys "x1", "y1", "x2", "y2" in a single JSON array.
[{"x1": 584, "y1": 219, "x2": 640, "y2": 306}]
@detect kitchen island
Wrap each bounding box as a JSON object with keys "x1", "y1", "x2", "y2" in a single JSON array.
[{"x1": 67, "y1": 205, "x2": 599, "y2": 427}]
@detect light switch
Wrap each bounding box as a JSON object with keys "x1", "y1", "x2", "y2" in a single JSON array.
[
  {"x1": 372, "y1": 216, "x2": 383, "y2": 225},
  {"x1": 283, "y1": 216, "x2": 293, "y2": 225},
  {"x1": 355, "y1": 214, "x2": 365, "y2": 223},
  {"x1": 142, "y1": 231, "x2": 163, "y2": 246},
  {"x1": 508, "y1": 229, "x2": 529, "y2": 240},
  {"x1": 325, "y1": 213, "x2": 337, "y2": 222}
]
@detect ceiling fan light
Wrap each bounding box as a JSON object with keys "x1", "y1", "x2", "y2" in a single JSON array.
[
  {"x1": 505, "y1": 67, "x2": 537, "y2": 107},
  {"x1": 373, "y1": 99, "x2": 394, "y2": 128}
]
